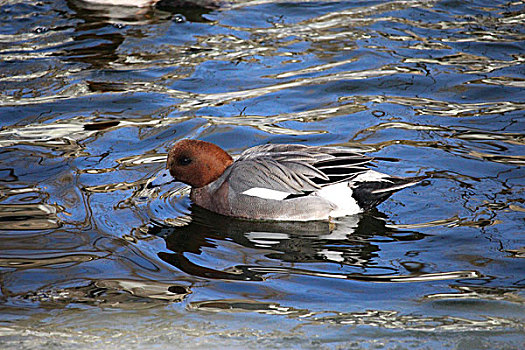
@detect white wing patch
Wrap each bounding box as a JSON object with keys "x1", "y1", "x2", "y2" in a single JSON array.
[{"x1": 241, "y1": 187, "x2": 291, "y2": 200}]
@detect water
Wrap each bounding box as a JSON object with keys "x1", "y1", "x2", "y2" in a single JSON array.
[{"x1": 0, "y1": 0, "x2": 524, "y2": 348}]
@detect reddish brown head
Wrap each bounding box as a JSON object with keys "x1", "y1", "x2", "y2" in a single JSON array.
[{"x1": 167, "y1": 139, "x2": 233, "y2": 188}]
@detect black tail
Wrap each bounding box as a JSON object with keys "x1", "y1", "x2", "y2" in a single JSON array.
[{"x1": 352, "y1": 176, "x2": 424, "y2": 210}]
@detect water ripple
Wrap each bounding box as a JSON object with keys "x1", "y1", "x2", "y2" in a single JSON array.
[
  {"x1": 404, "y1": 53, "x2": 524, "y2": 74},
  {"x1": 0, "y1": 253, "x2": 103, "y2": 269},
  {"x1": 0, "y1": 203, "x2": 61, "y2": 230},
  {"x1": 246, "y1": 266, "x2": 480, "y2": 283},
  {"x1": 311, "y1": 309, "x2": 521, "y2": 332},
  {"x1": 344, "y1": 95, "x2": 525, "y2": 118}
]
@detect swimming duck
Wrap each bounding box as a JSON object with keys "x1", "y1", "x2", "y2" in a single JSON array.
[{"x1": 165, "y1": 139, "x2": 422, "y2": 221}]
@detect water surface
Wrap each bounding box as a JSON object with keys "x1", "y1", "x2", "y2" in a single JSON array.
[{"x1": 0, "y1": 0, "x2": 524, "y2": 348}]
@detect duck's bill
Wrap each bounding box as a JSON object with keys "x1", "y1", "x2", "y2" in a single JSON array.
[{"x1": 146, "y1": 168, "x2": 176, "y2": 189}]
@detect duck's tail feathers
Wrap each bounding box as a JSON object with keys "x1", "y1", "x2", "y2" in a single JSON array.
[{"x1": 351, "y1": 173, "x2": 425, "y2": 210}]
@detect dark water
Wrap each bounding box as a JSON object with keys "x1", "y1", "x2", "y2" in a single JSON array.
[{"x1": 1, "y1": 0, "x2": 524, "y2": 348}]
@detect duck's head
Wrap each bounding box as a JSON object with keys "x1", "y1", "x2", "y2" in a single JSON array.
[{"x1": 166, "y1": 139, "x2": 233, "y2": 188}]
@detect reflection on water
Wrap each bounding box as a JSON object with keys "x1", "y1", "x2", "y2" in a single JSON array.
[
  {"x1": 0, "y1": 203, "x2": 61, "y2": 230},
  {"x1": 151, "y1": 206, "x2": 480, "y2": 283},
  {"x1": 0, "y1": 0, "x2": 524, "y2": 348},
  {"x1": 310, "y1": 309, "x2": 522, "y2": 332},
  {"x1": 24, "y1": 279, "x2": 190, "y2": 307}
]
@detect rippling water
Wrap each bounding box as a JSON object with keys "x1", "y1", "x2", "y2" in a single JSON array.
[{"x1": 1, "y1": 0, "x2": 524, "y2": 348}]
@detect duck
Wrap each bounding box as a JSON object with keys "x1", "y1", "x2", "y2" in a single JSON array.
[
  {"x1": 164, "y1": 139, "x2": 423, "y2": 221},
  {"x1": 78, "y1": 0, "x2": 220, "y2": 8}
]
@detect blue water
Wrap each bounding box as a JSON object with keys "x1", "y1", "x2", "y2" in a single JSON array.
[{"x1": 0, "y1": 0, "x2": 524, "y2": 348}]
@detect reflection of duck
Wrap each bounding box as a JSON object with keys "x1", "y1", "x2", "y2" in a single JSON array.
[
  {"x1": 68, "y1": 0, "x2": 219, "y2": 24},
  {"x1": 78, "y1": 0, "x2": 160, "y2": 7},
  {"x1": 63, "y1": 0, "x2": 219, "y2": 67},
  {"x1": 71, "y1": 0, "x2": 221, "y2": 14},
  {"x1": 149, "y1": 204, "x2": 426, "y2": 281},
  {"x1": 163, "y1": 140, "x2": 424, "y2": 221}
]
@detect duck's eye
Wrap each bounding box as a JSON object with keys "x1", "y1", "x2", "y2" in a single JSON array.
[{"x1": 177, "y1": 156, "x2": 192, "y2": 166}]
